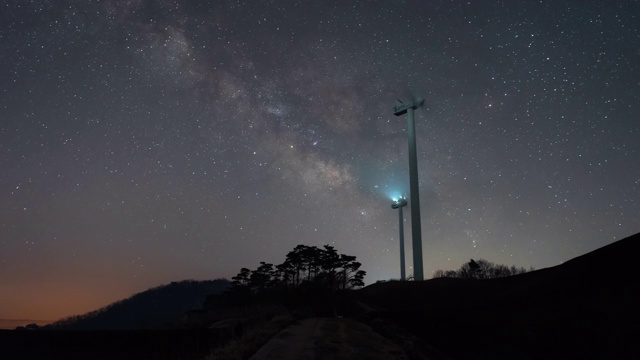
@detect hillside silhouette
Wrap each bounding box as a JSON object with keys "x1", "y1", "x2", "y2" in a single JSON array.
[
  {"x1": 355, "y1": 232, "x2": 640, "y2": 359},
  {"x1": 45, "y1": 279, "x2": 230, "y2": 330}
]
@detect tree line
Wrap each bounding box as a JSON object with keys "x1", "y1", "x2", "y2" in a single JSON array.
[
  {"x1": 433, "y1": 258, "x2": 531, "y2": 280},
  {"x1": 230, "y1": 244, "x2": 366, "y2": 294}
]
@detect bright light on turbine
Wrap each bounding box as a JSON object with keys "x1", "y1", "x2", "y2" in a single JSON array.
[{"x1": 391, "y1": 197, "x2": 408, "y2": 209}]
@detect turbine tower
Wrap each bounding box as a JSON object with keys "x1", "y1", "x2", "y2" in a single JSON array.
[
  {"x1": 394, "y1": 97, "x2": 425, "y2": 281},
  {"x1": 391, "y1": 197, "x2": 408, "y2": 281}
]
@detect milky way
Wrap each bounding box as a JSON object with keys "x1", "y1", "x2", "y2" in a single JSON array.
[{"x1": 1, "y1": 0, "x2": 638, "y2": 322}]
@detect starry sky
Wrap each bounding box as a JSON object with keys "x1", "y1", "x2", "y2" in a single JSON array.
[{"x1": 1, "y1": 0, "x2": 639, "y2": 323}]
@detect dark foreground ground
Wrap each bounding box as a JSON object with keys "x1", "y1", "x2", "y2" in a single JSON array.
[
  {"x1": 0, "y1": 328, "x2": 229, "y2": 360},
  {"x1": 249, "y1": 317, "x2": 407, "y2": 360},
  {"x1": 3, "y1": 233, "x2": 639, "y2": 360}
]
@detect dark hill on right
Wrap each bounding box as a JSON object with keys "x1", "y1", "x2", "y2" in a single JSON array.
[{"x1": 355, "y1": 232, "x2": 640, "y2": 359}]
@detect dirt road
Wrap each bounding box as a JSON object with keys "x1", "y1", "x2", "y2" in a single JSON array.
[{"x1": 249, "y1": 317, "x2": 408, "y2": 360}]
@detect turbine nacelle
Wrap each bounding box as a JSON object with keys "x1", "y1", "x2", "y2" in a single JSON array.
[
  {"x1": 393, "y1": 97, "x2": 425, "y2": 116},
  {"x1": 391, "y1": 198, "x2": 408, "y2": 209}
]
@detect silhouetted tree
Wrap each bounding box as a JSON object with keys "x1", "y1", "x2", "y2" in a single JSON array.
[
  {"x1": 249, "y1": 262, "x2": 274, "y2": 292},
  {"x1": 274, "y1": 262, "x2": 294, "y2": 288},
  {"x1": 285, "y1": 245, "x2": 307, "y2": 286},
  {"x1": 232, "y1": 268, "x2": 251, "y2": 286},
  {"x1": 303, "y1": 245, "x2": 323, "y2": 281},
  {"x1": 337, "y1": 254, "x2": 365, "y2": 289}
]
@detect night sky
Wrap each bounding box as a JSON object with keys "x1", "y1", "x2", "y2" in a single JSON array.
[{"x1": 1, "y1": 0, "x2": 639, "y2": 323}]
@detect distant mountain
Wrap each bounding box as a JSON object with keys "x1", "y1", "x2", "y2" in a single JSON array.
[
  {"x1": 46, "y1": 279, "x2": 230, "y2": 330},
  {"x1": 356, "y1": 232, "x2": 640, "y2": 359}
]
